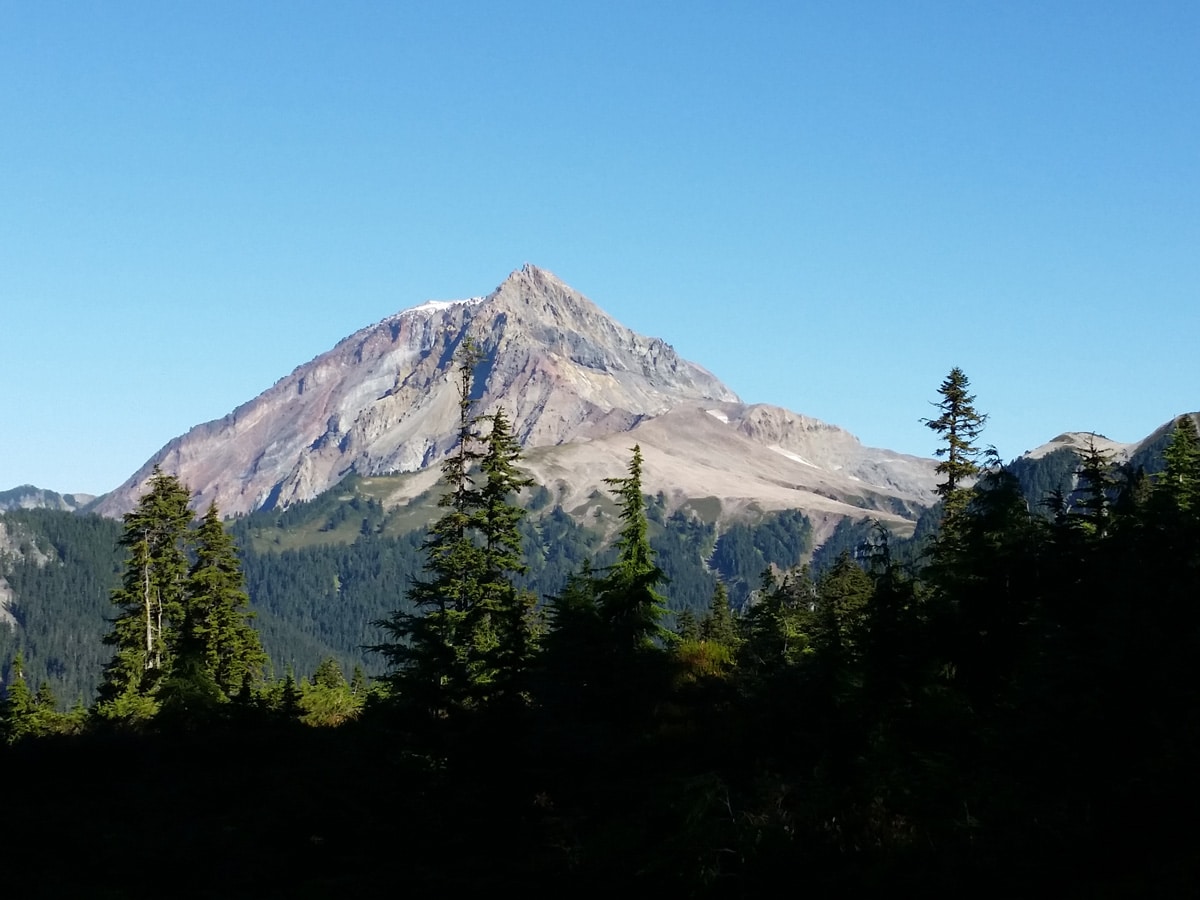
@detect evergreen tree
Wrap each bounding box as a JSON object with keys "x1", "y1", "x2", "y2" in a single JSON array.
[
  {"x1": 278, "y1": 667, "x2": 303, "y2": 720},
  {"x1": 675, "y1": 608, "x2": 700, "y2": 641},
  {"x1": 93, "y1": 471, "x2": 268, "y2": 725},
  {"x1": 300, "y1": 657, "x2": 361, "y2": 726},
  {"x1": 183, "y1": 502, "x2": 268, "y2": 699},
  {"x1": 95, "y1": 467, "x2": 194, "y2": 720},
  {"x1": 349, "y1": 664, "x2": 369, "y2": 699},
  {"x1": 473, "y1": 408, "x2": 538, "y2": 704},
  {"x1": 699, "y1": 580, "x2": 738, "y2": 650},
  {"x1": 1154, "y1": 414, "x2": 1200, "y2": 513},
  {"x1": 0, "y1": 654, "x2": 70, "y2": 742},
  {"x1": 540, "y1": 560, "x2": 603, "y2": 700},
  {"x1": 1069, "y1": 438, "x2": 1118, "y2": 539},
  {"x1": 373, "y1": 337, "x2": 540, "y2": 714},
  {"x1": 922, "y1": 367, "x2": 987, "y2": 520},
  {"x1": 1, "y1": 651, "x2": 36, "y2": 743},
  {"x1": 860, "y1": 523, "x2": 919, "y2": 709},
  {"x1": 931, "y1": 466, "x2": 1040, "y2": 702},
  {"x1": 374, "y1": 338, "x2": 485, "y2": 712},
  {"x1": 1137, "y1": 414, "x2": 1200, "y2": 632},
  {"x1": 739, "y1": 566, "x2": 812, "y2": 677},
  {"x1": 814, "y1": 551, "x2": 873, "y2": 663},
  {"x1": 597, "y1": 445, "x2": 672, "y2": 651},
  {"x1": 675, "y1": 582, "x2": 739, "y2": 683}
]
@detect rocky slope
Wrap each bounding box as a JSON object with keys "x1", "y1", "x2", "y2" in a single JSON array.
[
  {"x1": 94, "y1": 265, "x2": 939, "y2": 525},
  {"x1": 0, "y1": 486, "x2": 95, "y2": 514},
  {"x1": 0, "y1": 519, "x2": 55, "y2": 630},
  {"x1": 1020, "y1": 432, "x2": 1136, "y2": 462}
]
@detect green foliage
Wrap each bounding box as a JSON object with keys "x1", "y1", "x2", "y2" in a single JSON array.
[
  {"x1": 652, "y1": 510, "x2": 717, "y2": 617},
  {"x1": 673, "y1": 637, "x2": 735, "y2": 682},
  {"x1": 699, "y1": 580, "x2": 738, "y2": 649},
  {"x1": 238, "y1": 528, "x2": 426, "y2": 681},
  {"x1": 0, "y1": 508, "x2": 124, "y2": 703},
  {"x1": 94, "y1": 469, "x2": 269, "y2": 725},
  {"x1": 6, "y1": 381, "x2": 1200, "y2": 896},
  {"x1": 539, "y1": 560, "x2": 603, "y2": 699},
  {"x1": 739, "y1": 566, "x2": 815, "y2": 677},
  {"x1": 1, "y1": 651, "x2": 36, "y2": 742},
  {"x1": 1154, "y1": 414, "x2": 1200, "y2": 512},
  {"x1": 1068, "y1": 439, "x2": 1119, "y2": 539},
  {"x1": 813, "y1": 551, "x2": 873, "y2": 661},
  {"x1": 95, "y1": 466, "x2": 195, "y2": 715},
  {"x1": 674, "y1": 607, "x2": 699, "y2": 640},
  {"x1": 1006, "y1": 446, "x2": 1080, "y2": 517},
  {"x1": 473, "y1": 408, "x2": 540, "y2": 702},
  {"x1": 709, "y1": 510, "x2": 813, "y2": 608},
  {"x1": 374, "y1": 337, "x2": 488, "y2": 712},
  {"x1": 299, "y1": 657, "x2": 363, "y2": 726},
  {"x1": 373, "y1": 340, "x2": 536, "y2": 715},
  {"x1": 596, "y1": 445, "x2": 672, "y2": 651},
  {"x1": 183, "y1": 503, "x2": 269, "y2": 697},
  {"x1": 922, "y1": 366, "x2": 987, "y2": 518}
]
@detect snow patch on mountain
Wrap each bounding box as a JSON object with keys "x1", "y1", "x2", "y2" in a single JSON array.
[
  {"x1": 769, "y1": 445, "x2": 819, "y2": 468},
  {"x1": 404, "y1": 296, "x2": 486, "y2": 316}
]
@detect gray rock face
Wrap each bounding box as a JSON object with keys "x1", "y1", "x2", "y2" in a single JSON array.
[
  {"x1": 94, "y1": 265, "x2": 751, "y2": 518},
  {"x1": 0, "y1": 520, "x2": 55, "y2": 630},
  {"x1": 0, "y1": 486, "x2": 95, "y2": 514}
]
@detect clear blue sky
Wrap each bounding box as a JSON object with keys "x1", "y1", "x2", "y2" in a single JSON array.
[{"x1": 2, "y1": 2, "x2": 1197, "y2": 495}]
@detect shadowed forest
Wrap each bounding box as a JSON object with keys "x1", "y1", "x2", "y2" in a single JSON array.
[{"x1": 3, "y1": 364, "x2": 1199, "y2": 896}]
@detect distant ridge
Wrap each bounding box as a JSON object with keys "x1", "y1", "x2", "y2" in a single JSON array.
[{"x1": 0, "y1": 485, "x2": 95, "y2": 514}]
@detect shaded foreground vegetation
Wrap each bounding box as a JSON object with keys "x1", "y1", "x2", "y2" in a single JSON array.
[{"x1": 3, "y1": 368, "x2": 1200, "y2": 895}]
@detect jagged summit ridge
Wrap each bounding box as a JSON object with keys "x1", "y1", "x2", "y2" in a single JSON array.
[{"x1": 94, "y1": 266, "x2": 747, "y2": 517}]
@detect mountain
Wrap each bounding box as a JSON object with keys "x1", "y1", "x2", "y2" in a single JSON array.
[
  {"x1": 1020, "y1": 431, "x2": 1136, "y2": 462},
  {"x1": 93, "y1": 265, "x2": 939, "y2": 528},
  {"x1": 0, "y1": 485, "x2": 95, "y2": 514}
]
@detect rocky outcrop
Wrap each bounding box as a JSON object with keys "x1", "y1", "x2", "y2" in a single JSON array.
[
  {"x1": 0, "y1": 486, "x2": 95, "y2": 514},
  {"x1": 0, "y1": 519, "x2": 55, "y2": 630},
  {"x1": 1020, "y1": 432, "x2": 1135, "y2": 462}
]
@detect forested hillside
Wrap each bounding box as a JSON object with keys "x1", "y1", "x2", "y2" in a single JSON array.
[
  {"x1": 4, "y1": 362, "x2": 1195, "y2": 897},
  {"x1": 0, "y1": 479, "x2": 820, "y2": 702},
  {"x1": 0, "y1": 509, "x2": 123, "y2": 702},
  {"x1": 3, "y1": 369, "x2": 1197, "y2": 894}
]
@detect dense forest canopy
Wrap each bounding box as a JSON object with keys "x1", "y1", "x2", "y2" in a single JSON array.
[{"x1": 2, "y1": 374, "x2": 1198, "y2": 894}]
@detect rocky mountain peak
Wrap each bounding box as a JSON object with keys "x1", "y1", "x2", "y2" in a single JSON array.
[{"x1": 93, "y1": 266, "x2": 748, "y2": 518}]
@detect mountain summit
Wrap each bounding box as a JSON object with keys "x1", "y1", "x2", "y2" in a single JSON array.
[{"x1": 94, "y1": 266, "x2": 938, "y2": 523}]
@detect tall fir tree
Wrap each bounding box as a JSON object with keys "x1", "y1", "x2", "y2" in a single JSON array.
[
  {"x1": 922, "y1": 367, "x2": 988, "y2": 521},
  {"x1": 95, "y1": 466, "x2": 194, "y2": 720},
  {"x1": 1154, "y1": 414, "x2": 1200, "y2": 513},
  {"x1": 699, "y1": 580, "x2": 738, "y2": 650},
  {"x1": 374, "y1": 339, "x2": 484, "y2": 713},
  {"x1": 473, "y1": 408, "x2": 538, "y2": 703},
  {"x1": 95, "y1": 471, "x2": 267, "y2": 724},
  {"x1": 540, "y1": 560, "x2": 603, "y2": 701},
  {"x1": 1, "y1": 651, "x2": 35, "y2": 743},
  {"x1": 1069, "y1": 438, "x2": 1118, "y2": 538},
  {"x1": 181, "y1": 502, "x2": 268, "y2": 699},
  {"x1": 2, "y1": 653, "x2": 74, "y2": 742},
  {"x1": 374, "y1": 337, "x2": 538, "y2": 714},
  {"x1": 597, "y1": 445, "x2": 671, "y2": 652},
  {"x1": 814, "y1": 551, "x2": 873, "y2": 664},
  {"x1": 739, "y1": 566, "x2": 812, "y2": 677}
]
